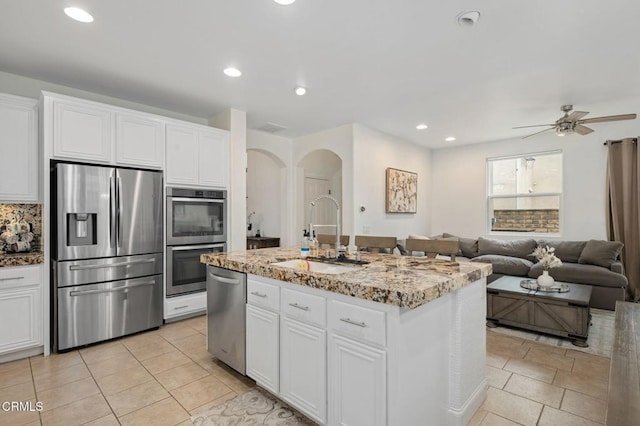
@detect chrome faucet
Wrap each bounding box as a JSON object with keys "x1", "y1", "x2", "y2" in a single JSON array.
[{"x1": 309, "y1": 194, "x2": 341, "y2": 258}]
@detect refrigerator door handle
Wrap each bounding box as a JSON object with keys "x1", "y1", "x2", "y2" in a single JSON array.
[
  {"x1": 117, "y1": 175, "x2": 122, "y2": 250},
  {"x1": 69, "y1": 280, "x2": 156, "y2": 296},
  {"x1": 109, "y1": 175, "x2": 116, "y2": 249},
  {"x1": 68, "y1": 258, "x2": 157, "y2": 271}
]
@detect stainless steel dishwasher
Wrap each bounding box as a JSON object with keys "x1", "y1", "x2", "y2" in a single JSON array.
[{"x1": 206, "y1": 265, "x2": 247, "y2": 375}]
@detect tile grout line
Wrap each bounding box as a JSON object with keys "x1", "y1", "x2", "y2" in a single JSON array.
[
  {"x1": 27, "y1": 356, "x2": 42, "y2": 426},
  {"x1": 77, "y1": 348, "x2": 122, "y2": 425}
]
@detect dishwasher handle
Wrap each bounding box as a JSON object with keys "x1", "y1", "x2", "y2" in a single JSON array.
[{"x1": 208, "y1": 273, "x2": 241, "y2": 285}]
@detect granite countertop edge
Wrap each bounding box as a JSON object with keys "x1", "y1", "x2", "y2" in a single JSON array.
[
  {"x1": 201, "y1": 247, "x2": 492, "y2": 309},
  {"x1": 0, "y1": 251, "x2": 45, "y2": 268}
]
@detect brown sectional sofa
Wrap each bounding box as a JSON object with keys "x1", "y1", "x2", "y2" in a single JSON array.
[{"x1": 400, "y1": 234, "x2": 627, "y2": 310}]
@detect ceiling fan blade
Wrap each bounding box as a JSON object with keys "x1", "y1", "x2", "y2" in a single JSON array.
[
  {"x1": 522, "y1": 127, "x2": 555, "y2": 139},
  {"x1": 574, "y1": 124, "x2": 594, "y2": 135},
  {"x1": 512, "y1": 124, "x2": 555, "y2": 129},
  {"x1": 580, "y1": 113, "x2": 637, "y2": 124},
  {"x1": 567, "y1": 111, "x2": 589, "y2": 121}
]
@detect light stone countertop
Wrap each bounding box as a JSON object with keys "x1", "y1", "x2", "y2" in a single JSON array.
[
  {"x1": 201, "y1": 247, "x2": 492, "y2": 309},
  {"x1": 0, "y1": 251, "x2": 44, "y2": 268}
]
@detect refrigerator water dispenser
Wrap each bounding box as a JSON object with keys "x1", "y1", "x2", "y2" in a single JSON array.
[{"x1": 67, "y1": 213, "x2": 97, "y2": 246}]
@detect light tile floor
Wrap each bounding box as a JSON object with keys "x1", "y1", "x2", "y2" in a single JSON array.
[{"x1": 0, "y1": 316, "x2": 611, "y2": 426}]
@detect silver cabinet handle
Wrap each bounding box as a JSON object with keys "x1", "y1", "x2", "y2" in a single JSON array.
[
  {"x1": 289, "y1": 302, "x2": 309, "y2": 311},
  {"x1": 340, "y1": 317, "x2": 367, "y2": 328},
  {"x1": 208, "y1": 273, "x2": 240, "y2": 285},
  {"x1": 0, "y1": 276, "x2": 25, "y2": 281},
  {"x1": 174, "y1": 305, "x2": 189, "y2": 310},
  {"x1": 69, "y1": 258, "x2": 156, "y2": 271},
  {"x1": 69, "y1": 280, "x2": 156, "y2": 296},
  {"x1": 250, "y1": 291, "x2": 267, "y2": 298}
]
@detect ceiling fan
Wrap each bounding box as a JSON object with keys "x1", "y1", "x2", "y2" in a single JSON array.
[{"x1": 513, "y1": 105, "x2": 637, "y2": 139}]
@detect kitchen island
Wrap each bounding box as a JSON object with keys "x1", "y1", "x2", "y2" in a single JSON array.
[{"x1": 201, "y1": 248, "x2": 492, "y2": 426}]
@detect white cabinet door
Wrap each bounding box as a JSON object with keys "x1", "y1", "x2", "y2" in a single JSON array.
[
  {"x1": 116, "y1": 112, "x2": 165, "y2": 169},
  {"x1": 246, "y1": 304, "x2": 279, "y2": 393},
  {"x1": 328, "y1": 334, "x2": 386, "y2": 426},
  {"x1": 0, "y1": 94, "x2": 38, "y2": 202},
  {"x1": 280, "y1": 317, "x2": 326, "y2": 425},
  {"x1": 0, "y1": 266, "x2": 42, "y2": 354},
  {"x1": 198, "y1": 129, "x2": 229, "y2": 188},
  {"x1": 52, "y1": 98, "x2": 114, "y2": 163},
  {"x1": 166, "y1": 124, "x2": 199, "y2": 185}
]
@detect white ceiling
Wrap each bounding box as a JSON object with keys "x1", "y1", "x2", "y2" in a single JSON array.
[{"x1": 1, "y1": 1, "x2": 639, "y2": 148}]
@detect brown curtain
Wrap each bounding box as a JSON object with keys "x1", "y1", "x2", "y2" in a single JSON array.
[{"x1": 606, "y1": 138, "x2": 640, "y2": 302}]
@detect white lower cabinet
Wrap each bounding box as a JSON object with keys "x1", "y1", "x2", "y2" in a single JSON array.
[
  {"x1": 328, "y1": 334, "x2": 386, "y2": 426},
  {"x1": 0, "y1": 265, "x2": 43, "y2": 355},
  {"x1": 246, "y1": 304, "x2": 279, "y2": 393},
  {"x1": 280, "y1": 317, "x2": 326, "y2": 424},
  {"x1": 164, "y1": 292, "x2": 206, "y2": 320}
]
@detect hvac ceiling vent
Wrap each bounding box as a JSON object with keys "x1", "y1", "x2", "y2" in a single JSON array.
[{"x1": 255, "y1": 122, "x2": 288, "y2": 133}]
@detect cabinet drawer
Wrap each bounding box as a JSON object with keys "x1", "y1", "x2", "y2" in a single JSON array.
[
  {"x1": 164, "y1": 292, "x2": 206, "y2": 319},
  {"x1": 247, "y1": 279, "x2": 280, "y2": 311},
  {"x1": 0, "y1": 265, "x2": 41, "y2": 289},
  {"x1": 281, "y1": 288, "x2": 326, "y2": 328},
  {"x1": 328, "y1": 300, "x2": 386, "y2": 347}
]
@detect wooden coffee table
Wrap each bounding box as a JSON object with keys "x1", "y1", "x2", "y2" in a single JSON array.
[{"x1": 486, "y1": 276, "x2": 592, "y2": 347}]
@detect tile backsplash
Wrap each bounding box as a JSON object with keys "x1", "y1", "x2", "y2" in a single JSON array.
[{"x1": 0, "y1": 203, "x2": 42, "y2": 254}]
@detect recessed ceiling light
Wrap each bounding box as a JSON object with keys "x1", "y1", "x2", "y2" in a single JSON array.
[
  {"x1": 223, "y1": 67, "x2": 242, "y2": 77},
  {"x1": 445, "y1": 136, "x2": 456, "y2": 142},
  {"x1": 416, "y1": 124, "x2": 428, "y2": 130},
  {"x1": 295, "y1": 87, "x2": 307, "y2": 96},
  {"x1": 64, "y1": 7, "x2": 94, "y2": 23},
  {"x1": 274, "y1": 0, "x2": 296, "y2": 5}
]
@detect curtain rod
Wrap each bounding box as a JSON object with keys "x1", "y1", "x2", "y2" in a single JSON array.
[{"x1": 603, "y1": 138, "x2": 637, "y2": 146}]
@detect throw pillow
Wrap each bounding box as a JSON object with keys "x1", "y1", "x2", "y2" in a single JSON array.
[
  {"x1": 537, "y1": 240, "x2": 587, "y2": 263},
  {"x1": 478, "y1": 237, "x2": 537, "y2": 260},
  {"x1": 578, "y1": 240, "x2": 624, "y2": 268},
  {"x1": 441, "y1": 233, "x2": 479, "y2": 258}
]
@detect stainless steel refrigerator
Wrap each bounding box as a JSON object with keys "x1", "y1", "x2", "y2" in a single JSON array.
[{"x1": 52, "y1": 163, "x2": 164, "y2": 351}]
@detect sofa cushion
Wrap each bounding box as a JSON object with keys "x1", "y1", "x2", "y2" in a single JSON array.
[
  {"x1": 443, "y1": 233, "x2": 479, "y2": 258},
  {"x1": 536, "y1": 240, "x2": 587, "y2": 263},
  {"x1": 471, "y1": 254, "x2": 533, "y2": 276},
  {"x1": 528, "y1": 262, "x2": 628, "y2": 288},
  {"x1": 478, "y1": 237, "x2": 537, "y2": 261},
  {"x1": 578, "y1": 240, "x2": 624, "y2": 268}
]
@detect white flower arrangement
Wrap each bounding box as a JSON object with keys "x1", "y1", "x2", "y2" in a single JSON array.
[{"x1": 531, "y1": 245, "x2": 562, "y2": 271}]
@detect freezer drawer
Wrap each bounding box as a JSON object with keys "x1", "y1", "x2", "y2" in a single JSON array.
[
  {"x1": 206, "y1": 266, "x2": 246, "y2": 375},
  {"x1": 54, "y1": 253, "x2": 163, "y2": 288},
  {"x1": 55, "y1": 275, "x2": 163, "y2": 351}
]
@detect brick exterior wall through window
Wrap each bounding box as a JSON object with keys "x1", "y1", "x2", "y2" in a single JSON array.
[{"x1": 492, "y1": 209, "x2": 559, "y2": 233}]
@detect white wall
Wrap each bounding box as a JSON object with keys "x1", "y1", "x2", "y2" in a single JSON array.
[
  {"x1": 352, "y1": 124, "x2": 432, "y2": 240},
  {"x1": 430, "y1": 123, "x2": 640, "y2": 240},
  {"x1": 246, "y1": 129, "x2": 294, "y2": 246},
  {"x1": 293, "y1": 125, "x2": 354, "y2": 239},
  {"x1": 0, "y1": 70, "x2": 207, "y2": 124},
  {"x1": 246, "y1": 150, "x2": 283, "y2": 240}
]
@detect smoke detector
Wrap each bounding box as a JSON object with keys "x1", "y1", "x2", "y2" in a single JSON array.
[{"x1": 457, "y1": 11, "x2": 480, "y2": 27}]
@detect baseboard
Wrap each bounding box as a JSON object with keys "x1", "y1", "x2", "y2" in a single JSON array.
[
  {"x1": 0, "y1": 346, "x2": 44, "y2": 363},
  {"x1": 448, "y1": 379, "x2": 487, "y2": 426}
]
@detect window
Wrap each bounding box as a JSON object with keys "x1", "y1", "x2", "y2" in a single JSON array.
[{"x1": 487, "y1": 151, "x2": 562, "y2": 234}]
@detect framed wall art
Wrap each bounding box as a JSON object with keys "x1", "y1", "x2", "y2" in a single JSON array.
[{"x1": 385, "y1": 168, "x2": 417, "y2": 213}]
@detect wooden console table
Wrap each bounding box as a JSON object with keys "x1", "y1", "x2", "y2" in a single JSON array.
[
  {"x1": 486, "y1": 275, "x2": 592, "y2": 346},
  {"x1": 247, "y1": 237, "x2": 280, "y2": 249}
]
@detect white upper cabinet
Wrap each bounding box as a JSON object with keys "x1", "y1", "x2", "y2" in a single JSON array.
[
  {"x1": 166, "y1": 122, "x2": 229, "y2": 188},
  {"x1": 52, "y1": 96, "x2": 114, "y2": 164},
  {"x1": 116, "y1": 111, "x2": 165, "y2": 169},
  {"x1": 0, "y1": 94, "x2": 39, "y2": 202},
  {"x1": 45, "y1": 92, "x2": 165, "y2": 169}
]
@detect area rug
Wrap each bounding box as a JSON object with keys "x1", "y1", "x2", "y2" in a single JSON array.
[
  {"x1": 191, "y1": 387, "x2": 316, "y2": 426},
  {"x1": 487, "y1": 308, "x2": 615, "y2": 358}
]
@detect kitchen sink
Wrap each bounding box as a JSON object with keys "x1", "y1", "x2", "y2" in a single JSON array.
[{"x1": 271, "y1": 259, "x2": 360, "y2": 275}]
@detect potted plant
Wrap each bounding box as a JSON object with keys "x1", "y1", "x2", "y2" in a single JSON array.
[{"x1": 531, "y1": 245, "x2": 562, "y2": 288}]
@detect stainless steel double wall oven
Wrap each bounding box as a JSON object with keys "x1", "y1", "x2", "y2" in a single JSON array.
[{"x1": 166, "y1": 187, "x2": 227, "y2": 297}]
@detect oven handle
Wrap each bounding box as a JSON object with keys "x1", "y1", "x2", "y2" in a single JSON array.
[
  {"x1": 170, "y1": 244, "x2": 226, "y2": 251},
  {"x1": 169, "y1": 197, "x2": 225, "y2": 203}
]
